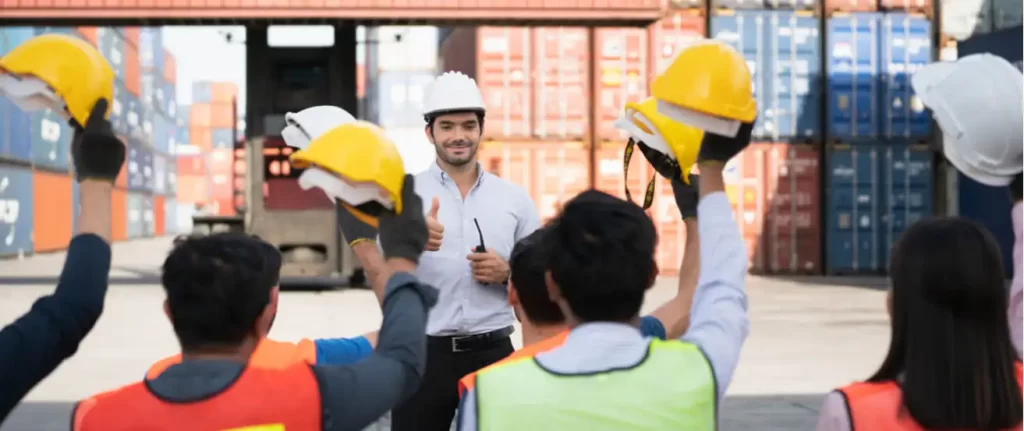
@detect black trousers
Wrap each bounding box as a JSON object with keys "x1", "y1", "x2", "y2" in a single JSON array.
[{"x1": 391, "y1": 334, "x2": 514, "y2": 431}]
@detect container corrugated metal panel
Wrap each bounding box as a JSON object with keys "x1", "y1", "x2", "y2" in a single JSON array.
[
  {"x1": 940, "y1": 0, "x2": 991, "y2": 40},
  {"x1": 164, "y1": 51, "x2": 177, "y2": 84},
  {"x1": 712, "y1": 0, "x2": 816, "y2": 10},
  {"x1": 176, "y1": 175, "x2": 208, "y2": 204},
  {"x1": 98, "y1": 28, "x2": 127, "y2": 83},
  {"x1": 177, "y1": 153, "x2": 207, "y2": 177},
  {"x1": 124, "y1": 31, "x2": 141, "y2": 97},
  {"x1": 126, "y1": 143, "x2": 147, "y2": 191},
  {"x1": 826, "y1": 13, "x2": 881, "y2": 140},
  {"x1": 532, "y1": 27, "x2": 590, "y2": 140},
  {"x1": 139, "y1": 27, "x2": 164, "y2": 70},
  {"x1": 154, "y1": 195, "x2": 166, "y2": 236},
  {"x1": 0, "y1": 164, "x2": 34, "y2": 257},
  {"x1": 142, "y1": 149, "x2": 155, "y2": 191},
  {"x1": 765, "y1": 143, "x2": 821, "y2": 274},
  {"x1": 192, "y1": 82, "x2": 238, "y2": 104},
  {"x1": 111, "y1": 188, "x2": 127, "y2": 242},
  {"x1": 123, "y1": 26, "x2": 141, "y2": 50},
  {"x1": 593, "y1": 27, "x2": 649, "y2": 143},
  {"x1": 650, "y1": 10, "x2": 708, "y2": 76},
  {"x1": 594, "y1": 142, "x2": 654, "y2": 204},
  {"x1": 1, "y1": 97, "x2": 34, "y2": 163},
  {"x1": 711, "y1": 10, "x2": 822, "y2": 140},
  {"x1": 375, "y1": 71, "x2": 436, "y2": 129},
  {"x1": 141, "y1": 73, "x2": 158, "y2": 110},
  {"x1": 161, "y1": 80, "x2": 178, "y2": 118},
  {"x1": 955, "y1": 26, "x2": 1022, "y2": 278},
  {"x1": 208, "y1": 149, "x2": 233, "y2": 176},
  {"x1": 877, "y1": 144, "x2": 932, "y2": 265},
  {"x1": 127, "y1": 192, "x2": 145, "y2": 239},
  {"x1": 111, "y1": 80, "x2": 131, "y2": 137},
  {"x1": 32, "y1": 171, "x2": 73, "y2": 253},
  {"x1": 142, "y1": 195, "x2": 155, "y2": 236},
  {"x1": 30, "y1": 109, "x2": 73, "y2": 172},
  {"x1": 34, "y1": 27, "x2": 84, "y2": 39},
  {"x1": 211, "y1": 128, "x2": 235, "y2": 150},
  {"x1": 78, "y1": 27, "x2": 99, "y2": 46},
  {"x1": 190, "y1": 126, "x2": 213, "y2": 152},
  {"x1": 374, "y1": 26, "x2": 439, "y2": 72},
  {"x1": 722, "y1": 145, "x2": 768, "y2": 271},
  {"x1": 164, "y1": 197, "x2": 177, "y2": 235},
  {"x1": 824, "y1": 0, "x2": 877, "y2": 13},
  {"x1": 3, "y1": 28, "x2": 35, "y2": 54},
  {"x1": 153, "y1": 153, "x2": 168, "y2": 196},
  {"x1": 190, "y1": 103, "x2": 235, "y2": 129},
  {"x1": 877, "y1": 0, "x2": 932, "y2": 15},
  {"x1": 142, "y1": 105, "x2": 155, "y2": 145},
  {"x1": 879, "y1": 13, "x2": 932, "y2": 141},
  {"x1": 477, "y1": 141, "x2": 590, "y2": 223},
  {"x1": 167, "y1": 157, "x2": 178, "y2": 197},
  {"x1": 153, "y1": 114, "x2": 170, "y2": 154},
  {"x1": 127, "y1": 92, "x2": 145, "y2": 143}
]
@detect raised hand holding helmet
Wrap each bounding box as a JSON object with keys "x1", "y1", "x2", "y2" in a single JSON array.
[
  {"x1": 378, "y1": 175, "x2": 429, "y2": 263},
  {"x1": 671, "y1": 173, "x2": 700, "y2": 220},
  {"x1": 72, "y1": 99, "x2": 125, "y2": 183}
]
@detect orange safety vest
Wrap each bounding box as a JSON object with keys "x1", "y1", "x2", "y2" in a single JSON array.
[
  {"x1": 458, "y1": 331, "x2": 569, "y2": 396},
  {"x1": 73, "y1": 362, "x2": 322, "y2": 431},
  {"x1": 146, "y1": 338, "x2": 317, "y2": 379},
  {"x1": 839, "y1": 362, "x2": 1023, "y2": 431}
]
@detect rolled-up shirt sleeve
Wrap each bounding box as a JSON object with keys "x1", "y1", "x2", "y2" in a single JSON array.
[
  {"x1": 815, "y1": 391, "x2": 852, "y2": 431},
  {"x1": 680, "y1": 192, "x2": 750, "y2": 401},
  {"x1": 1010, "y1": 202, "x2": 1022, "y2": 358}
]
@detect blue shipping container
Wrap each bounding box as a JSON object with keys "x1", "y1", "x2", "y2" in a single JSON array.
[
  {"x1": 139, "y1": 27, "x2": 164, "y2": 71},
  {"x1": 142, "y1": 106, "x2": 155, "y2": 144},
  {"x1": 0, "y1": 164, "x2": 34, "y2": 256},
  {"x1": 177, "y1": 126, "x2": 189, "y2": 155},
  {"x1": 2, "y1": 27, "x2": 36, "y2": 55},
  {"x1": 127, "y1": 192, "x2": 144, "y2": 239},
  {"x1": 825, "y1": 143, "x2": 933, "y2": 274},
  {"x1": 111, "y1": 80, "x2": 130, "y2": 137},
  {"x1": 126, "y1": 93, "x2": 145, "y2": 144},
  {"x1": 211, "y1": 128, "x2": 234, "y2": 150},
  {"x1": 711, "y1": 10, "x2": 822, "y2": 140},
  {"x1": 956, "y1": 25, "x2": 1022, "y2": 278},
  {"x1": 161, "y1": 80, "x2": 178, "y2": 118},
  {"x1": 153, "y1": 115, "x2": 170, "y2": 154},
  {"x1": 826, "y1": 13, "x2": 881, "y2": 139},
  {"x1": 192, "y1": 82, "x2": 214, "y2": 104},
  {"x1": 34, "y1": 27, "x2": 83, "y2": 39},
  {"x1": 126, "y1": 143, "x2": 146, "y2": 191},
  {"x1": 141, "y1": 73, "x2": 158, "y2": 110},
  {"x1": 142, "y1": 149, "x2": 155, "y2": 191},
  {"x1": 98, "y1": 28, "x2": 128, "y2": 82},
  {"x1": 143, "y1": 195, "x2": 155, "y2": 236},
  {"x1": 167, "y1": 157, "x2": 177, "y2": 196},
  {"x1": 30, "y1": 109, "x2": 73, "y2": 172},
  {"x1": 165, "y1": 197, "x2": 178, "y2": 235},
  {"x1": 375, "y1": 71, "x2": 438, "y2": 129},
  {"x1": 879, "y1": 13, "x2": 933, "y2": 140},
  {"x1": 0, "y1": 98, "x2": 33, "y2": 163},
  {"x1": 153, "y1": 154, "x2": 168, "y2": 195}
]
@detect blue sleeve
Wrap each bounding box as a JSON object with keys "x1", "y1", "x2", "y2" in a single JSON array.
[
  {"x1": 639, "y1": 315, "x2": 667, "y2": 340},
  {"x1": 314, "y1": 336, "x2": 374, "y2": 366}
]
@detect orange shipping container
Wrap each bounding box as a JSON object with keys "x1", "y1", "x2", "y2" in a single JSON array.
[
  {"x1": 189, "y1": 127, "x2": 213, "y2": 152},
  {"x1": 163, "y1": 50, "x2": 177, "y2": 84},
  {"x1": 177, "y1": 153, "x2": 207, "y2": 177},
  {"x1": 123, "y1": 38, "x2": 141, "y2": 96},
  {"x1": 531, "y1": 27, "x2": 590, "y2": 140},
  {"x1": 478, "y1": 141, "x2": 591, "y2": 223},
  {"x1": 32, "y1": 171, "x2": 74, "y2": 253},
  {"x1": 723, "y1": 144, "x2": 768, "y2": 272},
  {"x1": 177, "y1": 174, "x2": 209, "y2": 204},
  {"x1": 190, "y1": 103, "x2": 235, "y2": 129},
  {"x1": 356, "y1": 63, "x2": 366, "y2": 99},
  {"x1": 154, "y1": 195, "x2": 166, "y2": 236},
  {"x1": 212, "y1": 197, "x2": 236, "y2": 216},
  {"x1": 594, "y1": 142, "x2": 656, "y2": 205},
  {"x1": 210, "y1": 174, "x2": 233, "y2": 200},
  {"x1": 122, "y1": 27, "x2": 141, "y2": 49},
  {"x1": 111, "y1": 188, "x2": 127, "y2": 242},
  {"x1": 439, "y1": 27, "x2": 533, "y2": 140},
  {"x1": 78, "y1": 27, "x2": 98, "y2": 46},
  {"x1": 650, "y1": 10, "x2": 708, "y2": 76},
  {"x1": 207, "y1": 149, "x2": 234, "y2": 175},
  {"x1": 594, "y1": 27, "x2": 650, "y2": 143},
  {"x1": 209, "y1": 82, "x2": 238, "y2": 104},
  {"x1": 823, "y1": 0, "x2": 877, "y2": 13}
]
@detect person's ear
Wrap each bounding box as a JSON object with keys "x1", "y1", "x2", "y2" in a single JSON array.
[{"x1": 508, "y1": 282, "x2": 520, "y2": 307}]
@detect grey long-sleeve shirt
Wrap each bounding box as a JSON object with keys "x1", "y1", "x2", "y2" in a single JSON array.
[{"x1": 145, "y1": 272, "x2": 437, "y2": 431}]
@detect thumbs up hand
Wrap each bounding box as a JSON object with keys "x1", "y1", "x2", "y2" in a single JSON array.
[{"x1": 425, "y1": 197, "x2": 445, "y2": 251}]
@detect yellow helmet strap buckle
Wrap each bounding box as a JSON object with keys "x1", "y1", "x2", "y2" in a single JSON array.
[{"x1": 623, "y1": 138, "x2": 657, "y2": 210}]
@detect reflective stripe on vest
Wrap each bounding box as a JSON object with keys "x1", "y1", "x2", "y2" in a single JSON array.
[
  {"x1": 839, "y1": 362, "x2": 1023, "y2": 431},
  {"x1": 476, "y1": 338, "x2": 717, "y2": 430},
  {"x1": 146, "y1": 338, "x2": 317, "y2": 379},
  {"x1": 458, "y1": 332, "x2": 570, "y2": 397},
  {"x1": 74, "y1": 363, "x2": 321, "y2": 431}
]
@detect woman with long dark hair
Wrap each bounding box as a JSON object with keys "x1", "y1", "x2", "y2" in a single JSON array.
[{"x1": 816, "y1": 217, "x2": 1023, "y2": 430}]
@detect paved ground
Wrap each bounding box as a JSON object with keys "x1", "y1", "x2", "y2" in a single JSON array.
[{"x1": 0, "y1": 237, "x2": 892, "y2": 430}]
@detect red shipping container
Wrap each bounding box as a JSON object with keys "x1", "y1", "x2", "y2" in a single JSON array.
[
  {"x1": 356, "y1": 63, "x2": 366, "y2": 100},
  {"x1": 723, "y1": 144, "x2": 768, "y2": 272},
  {"x1": 111, "y1": 188, "x2": 127, "y2": 242},
  {"x1": 207, "y1": 149, "x2": 234, "y2": 175},
  {"x1": 78, "y1": 27, "x2": 98, "y2": 45},
  {"x1": 32, "y1": 171, "x2": 73, "y2": 253},
  {"x1": 823, "y1": 0, "x2": 877, "y2": 12},
  {"x1": 477, "y1": 141, "x2": 590, "y2": 223},
  {"x1": 764, "y1": 143, "x2": 821, "y2": 274},
  {"x1": 190, "y1": 103, "x2": 235, "y2": 129},
  {"x1": 122, "y1": 26, "x2": 140, "y2": 49},
  {"x1": 123, "y1": 37, "x2": 141, "y2": 96},
  {"x1": 439, "y1": 27, "x2": 533, "y2": 140},
  {"x1": 650, "y1": 10, "x2": 708, "y2": 76},
  {"x1": 212, "y1": 197, "x2": 236, "y2": 217},
  {"x1": 176, "y1": 153, "x2": 207, "y2": 177},
  {"x1": 163, "y1": 50, "x2": 177, "y2": 84},
  {"x1": 154, "y1": 195, "x2": 166, "y2": 236},
  {"x1": 189, "y1": 126, "x2": 213, "y2": 151},
  {"x1": 594, "y1": 27, "x2": 650, "y2": 143},
  {"x1": 649, "y1": 175, "x2": 692, "y2": 277},
  {"x1": 531, "y1": 27, "x2": 590, "y2": 140},
  {"x1": 210, "y1": 173, "x2": 233, "y2": 199},
  {"x1": 177, "y1": 174, "x2": 209, "y2": 204},
  {"x1": 265, "y1": 178, "x2": 334, "y2": 210},
  {"x1": 594, "y1": 142, "x2": 655, "y2": 205}
]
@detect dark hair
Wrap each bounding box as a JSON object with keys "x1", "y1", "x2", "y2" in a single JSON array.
[
  {"x1": 161, "y1": 233, "x2": 282, "y2": 351},
  {"x1": 509, "y1": 227, "x2": 564, "y2": 325},
  {"x1": 425, "y1": 110, "x2": 486, "y2": 133},
  {"x1": 870, "y1": 217, "x2": 1022, "y2": 428},
  {"x1": 542, "y1": 189, "x2": 657, "y2": 323}
]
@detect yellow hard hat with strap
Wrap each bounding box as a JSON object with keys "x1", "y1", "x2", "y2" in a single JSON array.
[
  {"x1": 614, "y1": 97, "x2": 703, "y2": 209},
  {"x1": 290, "y1": 121, "x2": 406, "y2": 228},
  {"x1": 0, "y1": 33, "x2": 114, "y2": 127}
]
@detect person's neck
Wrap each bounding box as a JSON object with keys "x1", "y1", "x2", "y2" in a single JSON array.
[
  {"x1": 180, "y1": 340, "x2": 259, "y2": 363},
  {"x1": 521, "y1": 320, "x2": 569, "y2": 346},
  {"x1": 438, "y1": 160, "x2": 479, "y2": 193}
]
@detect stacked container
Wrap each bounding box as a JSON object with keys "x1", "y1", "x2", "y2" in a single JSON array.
[
  {"x1": 139, "y1": 27, "x2": 179, "y2": 237},
  {"x1": 823, "y1": 2, "x2": 935, "y2": 273},
  {"x1": 189, "y1": 81, "x2": 238, "y2": 217}
]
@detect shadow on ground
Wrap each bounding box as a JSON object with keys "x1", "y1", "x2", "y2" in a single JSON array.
[
  {"x1": 761, "y1": 275, "x2": 889, "y2": 291},
  {"x1": 2, "y1": 393, "x2": 826, "y2": 431}
]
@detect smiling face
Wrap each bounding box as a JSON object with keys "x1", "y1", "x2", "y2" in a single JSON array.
[{"x1": 426, "y1": 111, "x2": 482, "y2": 168}]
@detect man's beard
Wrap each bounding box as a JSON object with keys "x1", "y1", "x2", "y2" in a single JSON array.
[{"x1": 436, "y1": 140, "x2": 478, "y2": 166}]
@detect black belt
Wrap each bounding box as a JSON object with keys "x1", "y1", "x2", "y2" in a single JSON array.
[{"x1": 428, "y1": 326, "x2": 514, "y2": 353}]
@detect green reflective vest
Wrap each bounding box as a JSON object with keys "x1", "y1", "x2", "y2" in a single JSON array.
[{"x1": 475, "y1": 338, "x2": 717, "y2": 430}]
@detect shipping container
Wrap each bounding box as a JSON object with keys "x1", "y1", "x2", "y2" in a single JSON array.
[
  {"x1": 264, "y1": 179, "x2": 333, "y2": 211},
  {"x1": 142, "y1": 194, "x2": 155, "y2": 236},
  {"x1": 3, "y1": 27, "x2": 35, "y2": 54},
  {"x1": 648, "y1": 173, "x2": 689, "y2": 277},
  {"x1": 141, "y1": 72, "x2": 158, "y2": 111},
  {"x1": 0, "y1": 97, "x2": 34, "y2": 163},
  {"x1": 711, "y1": 0, "x2": 816, "y2": 11},
  {"x1": 721, "y1": 144, "x2": 769, "y2": 271},
  {"x1": 369, "y1": 26, "x2": 440, "y2": 72},
  {"x1": 153, "y1": 114, "x2": 170, "y2": 154},
  {"x1": 439, "y1": 27, "x2": 533, "y2": 139},
  {"x1": 164, "y1": 50, "x2": 177, "y2": 84},
  {"x1": 826, "y1": 13, "x2": 881, "y2": 140},
  {"x1": 154, "y1": 195, "x2": 166, "y2": 236},
  {"x1": 594, "y1": 27, "x2": 649, "y2": 143},
  {"x1": 78, "y1": 26, "x2": 99, "y2": 46},
  {"x1": 32, "y1": 171, "x2": 73, "y2": 253},
  {"x1": 173, "y1": 201, "x2": 193, "y2": 234},
  {"x1": 142, "y1": 149, "x2": 155, "y2": 192},
  {"x1": 532, "y1": 27, "x2": 590, "y2": 140},
  {"x1": 190, "y1": 127, "x2": 213, "y2": 151},
  {"x1": 111, "y1": 80, "x2": 131, "y2": 137},
  {"x1": 371, "y1": 71, "x2": 436, "y2": 129},
  {"x1": 824, "y1": 0, "x2": 877, "y2": 14},
  {"x1": 126, "y1": 142, "x2": 148, "y2": 191},
  {"x1": 176, "y1": 174, "x2": 209, "y2": 204},
  {"x1": 153, "y1": 153, "x2": 168, "y2": 196},
  {"x1": 30, "y1": 109, "x2": 73, "y2": 172},
  {"x1": 0, "y1": 164, "x2": 34, "y2": 257},
  {"x1": 115, "y1": 136, "x2": 129, "y2": 188},
  {"x1": 122, "y1": 26, "x2": 140, "y2": 49},
  {"x1": 954, "y1": 26, "x2": 1022, "y2": 278},
  {"x1": 879, "y1": 13, "x2": 932, "y2": 141},
  {"x1": 650, "y1": 10, "x2": 708, "y2": 76},
  {"x1": 97, "y1": 28, "x2": 127, "y2": 82},
  {"x1": 34, "y1": 27, "x2": 84, "y2": 40},
  {"x1": 386, "y1": 127, "x2": 439, "y2": 175},
  {"x1": 177, "y1": 153, "x2": 207, "y2": 177},
  {"x1": 127, "y1": 92, "x2": 145, "y2": 142},
  {"x1": 356, "y1": 63, "x2": 367, "y2": 101},
  {"x1": 877, "y1": 0, "x2": 932, "y2": 15},
  {"x1": 111, "y1": 188, "x2": 127, "y2": 242},
  {"x1": 193, "y1": 82, "x2": 238, "y2": 104},
  {"x1": 477, "y1": 141, "x2": 591, "y2": 222},
  {"x1": 161, "y1": 80, "x2": 178, "y2": 117},
  {"x1": 164, "y1": 197, "x2": 178, "y2": 235},
  {"x1": 208, "y1": 149, "x2": 234, "y2": 175},
  {"x1": 127, "y1": 191, "x2": 145, "y2": 239},
  {"x1": 594, "y1": 141, "x2": 656, "y2": 205},
  {"x1": 764, "y1": 143, "x2": 822, "y2": 274},
  {"x1": 123, "y1": 33, "x2": 141, "y2": 97},
  {"x1": 190, "y1": 103, "x2": 235, "y2": 129},
  {"x1": 142, "y1": 104, "x2": 155, "y2": 144},
  {"x1": 139, "y1": 27, "x2": 164, "y2": 71},
  {"x1": 711, "y1": 10, "x2": 822, "y2": 140},
  {"x1": 211, "y1": 128, "x2": 235, "y2": 150},
  {"x1": 167, "y1": 157, "x2": 178, "y2": 197},
  {"x1": 876, "y1": 144, "x2": 933, "y2": 265}
]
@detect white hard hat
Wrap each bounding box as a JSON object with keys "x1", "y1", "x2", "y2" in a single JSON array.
[
  {"x1": 282, "y1": 105, "x2": 357, "y2": 150},
  {"x1": 912, "y1": 53, "x2": 1024, "y2": 186},
  {"x1": 422, "y1": 71, "x2": 486, "y2": 119}
]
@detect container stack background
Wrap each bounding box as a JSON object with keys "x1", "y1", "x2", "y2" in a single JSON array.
[
  {"x1": 436, "y1": 0, "x2": 1022, "y2": 276},
  {"x1": 186, "y1": 81, "x2": 239, "y2": 220},
  {"x1": 0, "y1": 26, "x2": 184, "y2": 258}
]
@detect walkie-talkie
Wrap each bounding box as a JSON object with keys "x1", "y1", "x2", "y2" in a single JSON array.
[{"x1": 473, "y1": 218, "x2": 487, "y2": 253}]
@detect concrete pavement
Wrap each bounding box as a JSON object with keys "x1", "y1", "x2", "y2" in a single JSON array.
[{"x1": 0, "y1": 236, "x2": 891, "y2": 430}]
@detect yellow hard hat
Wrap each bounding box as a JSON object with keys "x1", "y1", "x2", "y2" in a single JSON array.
[
  {"x1": 290, "y1": 121, "x2": 405, "y2": 228},
  {"x1": 614, "y1": 98, "x2": 703, "y2": 209},
  {"x1": 651, "y1": 40, "x2": 757, "y2": 137},
  {"x1": 0, "y1": 34, "x2": 114, "y2": 127}
]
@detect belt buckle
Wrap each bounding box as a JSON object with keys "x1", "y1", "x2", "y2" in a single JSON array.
[{"x1": 451, "y1": 334, "x2": 473, "y2": 353}]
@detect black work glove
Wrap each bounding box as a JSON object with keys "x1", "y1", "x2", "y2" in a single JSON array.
[
  {"x1": 697, "y1": 120, "x2": 755, "y2": 164},
  {"x1": 378, "y1": 174, "x2": 428, "y2": 263},
  {"x1": 1011, "y1": 172, "x2": 1023, "y2": 203},
  {"x1": 671, "y1": 173, "x2": 700, "y2": 220},
  {"x1": 71, "y1": 99, "x2": 125, "y2": 183},
  {"x1": 337, "y1": 204, "x2": 379, "y2": 246}
]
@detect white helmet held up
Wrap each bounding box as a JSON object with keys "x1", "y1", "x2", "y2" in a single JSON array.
[
  {"x1": 912, "y1": 53, "x2": 1023, "y2": 186},
  {"x1": 422, "y1": 71, "x2": 486, "y2": 119},
  {"x1": 281, "y1": 105, "x2": 357, "y2": 150}
]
